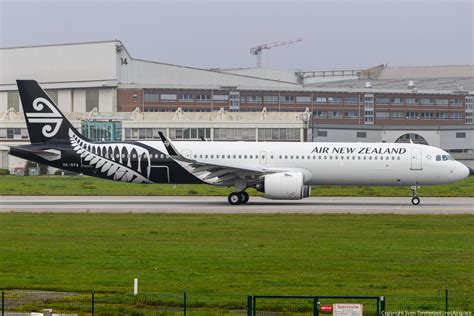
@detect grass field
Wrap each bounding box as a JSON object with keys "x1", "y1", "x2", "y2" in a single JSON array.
[
  {"x1": 0, "y1": 175, "x2": 473, "y2": 196},
  {"x1": 1, "y1": 213, "x2": 473, "y2": 297}
]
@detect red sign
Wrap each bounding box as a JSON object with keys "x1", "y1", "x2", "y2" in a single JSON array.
[{"x1": 320, "y1": 305, "x2": 333, "y2": 313}]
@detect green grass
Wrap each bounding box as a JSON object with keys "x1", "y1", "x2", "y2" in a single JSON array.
[
  {"x1": 0, "y1": 213, "x2": 473, "y2": 296},
  {"x1": 0, "y1": 175, "x2": 473, "y2": 196}
]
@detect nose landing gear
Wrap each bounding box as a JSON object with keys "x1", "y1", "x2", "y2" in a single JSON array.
[
  {"x1": 411, "y1": 185, "x2": 420, "y2": 205},
  {"x1": 228, "y1": 191, "x2": 249, "y2": 205}
]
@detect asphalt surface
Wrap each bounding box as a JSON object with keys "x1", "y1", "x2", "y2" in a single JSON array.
[{"x1": 0, "y1": 196, "x2": 473, "y2": 214}]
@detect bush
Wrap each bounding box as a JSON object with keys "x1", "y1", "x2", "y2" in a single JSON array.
[{"x1": 0, "y1": 168, "x2": 10, "y2": 175}]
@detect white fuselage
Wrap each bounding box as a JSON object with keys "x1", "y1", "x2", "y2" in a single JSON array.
[{"x1": 139, "y1": 141, "x2": 469, "y2": 186}]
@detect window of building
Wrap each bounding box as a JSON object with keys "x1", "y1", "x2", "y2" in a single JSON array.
[
  {"x1": 314, "y1": 111, "x2": 328, "y2": 118},
  {"x1": 406, "y1": 112, "x2": 418, "y2": 119},
  {"x1": 214, "y1": 128, "x2": 255, "y2": 141},
  {"x1": 317, "y1": 130, "x2": 327, "y2": 137},
  {"x1": 420, "y1": 98, "x2": 434, "y2": 106},
  {"x1": 344, "y1": 111, "x2": 358, "y2": 119},
  {"x1": 390, "y1": 112, "x2": 404, "y2": 119},
  {"x1": 180, "y1": 94, "x2": 194, "y2": 102},
  {"x1": 357, "y1": 132, "x2": 367, "y2": 138},
  {"x1": 375, "y1": 97, "x2": 390, "y2": 105},
  {"x1": 344, "y1": 96, "x2": 358, "y2": 105},
  {"x1": 45, "y1": 89, "x2": 59, "y2": 104},
  {"x1": 451, "y1": 112, "x2": 464, "y2": 119},
  {"x1": 391, "y1": 98, "x2": 404, "y2": 104},
  {"x1": 329, "y1": 111, "x2": 342, "y2": 118},
  {"x1": 375, "y1": 112, "x2": 390, "y2": 118},
  {"x1": 327, "y1": 96, "x2": 343, "y2": 104},
  {"x1": 279, "y1": 95, "x2": 295, "y2": 103},
  {"x1": 196, "y1": 95, "x2": 211, "y2": 102},
  {"x1": 456, "y1": 132, "x2": 466, "y2": 138},
  {"x1": 212, "y1": 95, "x2": 228, "y2": 102},
  {"x1": 314, "y1": 96, "x2": 327, "y2": 103},
  {"x1": 296, "y1": 96, "x2": 311, "y2": 103},
  {"x1": 435, "y1": 99, "x2": 449, "y2": 106},
  {"x1": 247, "y1": 95, "x2": 262, "y2": 103},
  {"x1": 364, "y1": 117, "x2": 374, "y2": 123},
  {"x1": 85, "y1": 89, "x2": 99, "y2": 112},
  {"x1": 405, "y1": 98, "x2": 417, "y2": 105},
  {"x1": 450, "y1": 99, "x2": 463, "y2": 106},
  {"x1": 420, "y1": 112, "x2": 434, "y2": 119},
  {"x1": 7, "y1": 91, "x2": 20, "y2": 112},
  {"x1": 161, "y1": 94, "x2": 177, "y2": 101},
  {"x1": 144, "y1": 91, "x2": 159, "y2": 102},
  {"x1": 263, "y1": 95, "x2": 279, "y2": 103},
  {"x1": 436, "y1": 112, "x2": 449, "y2": 119}
]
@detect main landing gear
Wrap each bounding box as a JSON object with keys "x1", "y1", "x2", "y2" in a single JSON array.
[
  {"x1": 228, "y1": 191, "x2": 249, "y2": 205},
  {"x1": 411, "y1": 185, "x2": 420, "y2": 205}
]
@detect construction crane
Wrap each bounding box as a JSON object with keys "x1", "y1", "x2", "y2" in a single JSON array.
[{"x1": 250, "y1": 38, "x2": 303, "y2": 68}]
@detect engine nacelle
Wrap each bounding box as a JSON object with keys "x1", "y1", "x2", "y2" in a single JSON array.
[{"x1": 257, "y1": 172, "x2": 311, "y2": 200}]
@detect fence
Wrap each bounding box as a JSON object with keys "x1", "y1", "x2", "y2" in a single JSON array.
[{"x1": 1, "y1": 289, "x2": 472, "y2": 316}]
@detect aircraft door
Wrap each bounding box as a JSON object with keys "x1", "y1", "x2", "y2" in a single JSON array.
[
  {"x1": 182, "y1": 149, "x2": 192, "y2": 159},
  {"x1": 410, "y1": 148, "x2": 423, "y2": 170},
  {"x1": 259, "y1": 151, "x2": 267, "y2": 165}
]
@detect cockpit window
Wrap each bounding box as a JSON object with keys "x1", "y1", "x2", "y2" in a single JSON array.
[
  {"x1": 442, "y1": 155, "x2": 449, "y2": 161},
  {"x1": 436, "y1": 155, "x2": 441, "y2": 161}
]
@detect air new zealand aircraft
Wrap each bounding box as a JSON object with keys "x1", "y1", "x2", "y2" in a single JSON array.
[{"x1": 8, "y1": 80, "x2": 470, "y2": 205}]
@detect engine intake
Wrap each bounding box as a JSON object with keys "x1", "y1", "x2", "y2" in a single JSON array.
[{"x1": 257, "y1": 172, "x2": 311, "y2": 200}]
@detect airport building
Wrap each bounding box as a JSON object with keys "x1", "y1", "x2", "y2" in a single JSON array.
[{"x1": 0, "y1": 40, "x2": 473, "y2": 170}]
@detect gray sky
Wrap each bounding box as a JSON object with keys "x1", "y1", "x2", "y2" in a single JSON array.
[{"x1": 1, "y1": 0, "x2": 472, "y2": 70}]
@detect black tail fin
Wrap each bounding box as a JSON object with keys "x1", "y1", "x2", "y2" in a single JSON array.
[{"x1": 17, "y1": 80, "x2": 83, "y2": 144}]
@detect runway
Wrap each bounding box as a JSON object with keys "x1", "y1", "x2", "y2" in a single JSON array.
[{"x1": 0, "y1": 196, "x2": 472, "y2": 214}]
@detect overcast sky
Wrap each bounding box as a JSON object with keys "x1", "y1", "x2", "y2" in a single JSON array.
[{"x1": 0, "y1": 0, "x2": 472, "y2": 70}]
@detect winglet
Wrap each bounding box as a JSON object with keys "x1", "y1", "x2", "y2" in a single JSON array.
[{"x1": 158, "y1": 132, "x2": 195, "y2": 163}]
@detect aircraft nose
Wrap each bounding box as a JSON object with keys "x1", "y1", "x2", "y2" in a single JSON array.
[{"x1": 456, "y1": 163, "x2": 470, "y2": 181}]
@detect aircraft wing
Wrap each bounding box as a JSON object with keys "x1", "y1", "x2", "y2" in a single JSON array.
[{"x1": 158, "y1": 132, "x2": 268, "y2": 186}]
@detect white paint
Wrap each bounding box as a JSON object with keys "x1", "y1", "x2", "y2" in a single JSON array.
[{"x1": 134, "y1": 278, "x2": 138, "y2": 296}]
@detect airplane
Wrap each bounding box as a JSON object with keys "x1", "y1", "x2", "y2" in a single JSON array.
[{"x1": 8, "y1": 80, "x2": 470, "y2": 205}]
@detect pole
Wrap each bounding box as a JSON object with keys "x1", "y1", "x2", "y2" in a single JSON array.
[
  {"x1": 133, "y1": 278, "x2": 138, "y2": 296},
  {"x1": 252, "y1": 296, "x2": 256, "y2": 316},
  {"x1": 183, "y1": 291, "x2": 187, "y2": 316},
  {"x1": 315, "y1": 298, "x2": 319, "y2": 316},
  {"x1": 380, "y1": 296, "x2": 385, "y2": 316},
  {"x1": 247, "y1": 295, "x2": 252, "y2": 316},
  {"x1": 2, "y1": 291, "x2": 4, "y2": 316},
  {"x1": 445, "y1": 288, "x2": 448, "y2": 315},
  {"x1": 91, "y1": 291, "x2": 94, "y2": 316},
  {"x1": 376, "y1": 297, "x2": 380, "y2": 316}
]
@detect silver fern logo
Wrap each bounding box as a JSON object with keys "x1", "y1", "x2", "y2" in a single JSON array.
[
  {"x1": 69, "y1": 129, "x2": 153, "y2": 184},
  {"x1": 25, "y1": 97, "x2": 63, "y2": 138}
]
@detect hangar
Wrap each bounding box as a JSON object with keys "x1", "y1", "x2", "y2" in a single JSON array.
[{"x1": 0, "y1": 40, "x2": 472, "y2": 170}]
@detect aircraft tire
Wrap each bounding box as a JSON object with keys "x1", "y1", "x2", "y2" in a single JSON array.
[
  {"x1": 228, "y1": 192, "x2": 241, "y2": 205},
  {"x1": 239, "y1": 191, "x2": 249, "y2": 204},
  {"x1": 411, "y1": 197, "x2": 420, "y2": 205}
]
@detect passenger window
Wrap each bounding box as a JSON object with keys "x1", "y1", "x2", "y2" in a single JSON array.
[
  {"x1": 290, "y1": 155, "x2": 293, "y2": 159},
  {"x1": 227, "y1": 155, "x2": 231, "y2": 159},
  {"x1": 238, "y1": 155, "x2": 242, "y2": 159},
  {"x1": 330, "y1": 156, "x2": 333, "y2": 160},
  {"x1": 279, "y1": 155, "x2": 282, "y2": 159},
  {"x1": 205, "y1": 155, "x2": 208, "y2": 158},
  {"x1": 374, "y1": 156, "x2": 377, "y2": 160},
  {"x1": 270, "y1": 155, "x2": 274, "y2": 159},
  {"x1": 250, "y1": 155, "x2": 253, "y2": 159},
  {"x1": 341, "y1": 156, "x2": 344, "y2": 160},
  {"x1": 296, "y1": 156, "x2": 299, "y2": 159},
  {"x1": 255, "y1": 155, "x2": 259, "y2": 159},
  {"x1": 160, "y1": 154, "x2": 165, "y2": 159},
  {"x1": 318, "y1": 156, "x2": 322, "y2": 160},
  {"x1": 335, "y1": 156, "x2": 338, "y2": 160},
  {"x1": 193, "y1": 154, "x2": 197, "y2": 158},
  {"x1": 301, "y1": 156, "x2": 304, "y2": 159},
  {"x1": 369, "y1": 156, "x2": 372, "y2": 160},
  {"x1": 233, "y1": 155, "x2": 236, "y2": 158},
  {"x1": 392, "y1": 156, "x2": 395, "y2": 160},
  {"x1": 285, "y1": 155, "x2": 288, "y2": 159},
  {"x1": 324, "y1": 156, "x2": 327, "y2": 160},
  {"x1": 363, "y1": 156, "x2": 367, "y2": 160},
  {"x1": 397, "y1": 156, "x2": 401, "y2": 160}
]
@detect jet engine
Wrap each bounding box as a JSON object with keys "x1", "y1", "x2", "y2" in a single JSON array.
[{"x1": 256, "y1": 172, "x2": 311, "y2": 200}]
